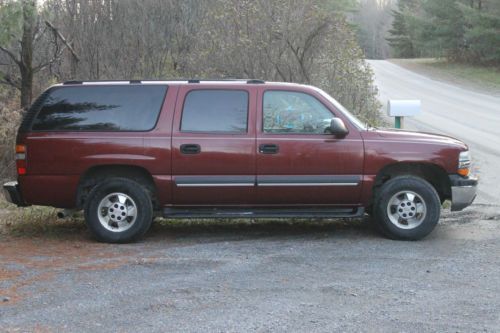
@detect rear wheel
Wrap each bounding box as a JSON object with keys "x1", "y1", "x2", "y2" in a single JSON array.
[
  {"x1": 373, "y1": 176, "x2": 440, "y2": 240},
  {"x1": 84, "y1": 178, "x2": 153, "y2": 243}
]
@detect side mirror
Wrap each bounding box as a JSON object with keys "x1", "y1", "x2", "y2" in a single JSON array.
[{"x1": 329, "y1": 118, "x2": 349, "y2": 137}]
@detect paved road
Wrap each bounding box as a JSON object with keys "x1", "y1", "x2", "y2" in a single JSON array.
[{"x1": 368, "y1": 60, "x2": 500, "y2": 206}]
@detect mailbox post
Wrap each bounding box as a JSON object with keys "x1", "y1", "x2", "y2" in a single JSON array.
[{"x1": 387, "y1": 100, "x2": 421, "y2": 129}]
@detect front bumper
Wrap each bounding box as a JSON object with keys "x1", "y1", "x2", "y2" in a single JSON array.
[
  {"x1": 449, "y1": 175, "x2": 478, "y2": 211},
  {"x1": 3, "y1": 181, "x2": 27, "y2": 207}
]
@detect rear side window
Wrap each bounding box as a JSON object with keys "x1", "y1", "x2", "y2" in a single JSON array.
[
  {"x1": 31, "y1": 85, "x2": 167, "y2": 131},
  {"x1": 181, "y1": 90, "x2": 248, "y2": 133}
]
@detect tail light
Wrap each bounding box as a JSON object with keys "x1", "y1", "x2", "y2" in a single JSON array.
[{"x1": 15, "y1": 144, "x2": 27, "y2": 175}]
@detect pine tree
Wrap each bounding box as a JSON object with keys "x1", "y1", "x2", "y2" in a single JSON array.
[
  {"x1": 386, "y1": 0, "x2": 420, "y2": 57},
  {"x1": 459, "y1": 1, "x2": 500, "y2": 65}
]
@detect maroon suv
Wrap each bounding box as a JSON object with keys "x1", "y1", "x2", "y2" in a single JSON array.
[{"x1": 3, "y1": 80, "x2": 477, "y2": 242}]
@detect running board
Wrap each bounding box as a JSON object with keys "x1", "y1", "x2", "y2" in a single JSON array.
[{"x1": 162, "y1": 207, "x2": 365, "y2": 219}]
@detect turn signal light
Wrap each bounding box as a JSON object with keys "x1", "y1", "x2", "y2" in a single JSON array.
[
  {"x1": 457, "y1": 167, "x2": 470, "y2": 177},
  {"x1": 15, "y1": 144, "x2": 26, "y2": 153}
]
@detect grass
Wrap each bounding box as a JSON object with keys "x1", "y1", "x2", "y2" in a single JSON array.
[
  {"x1": 390, "y1": 58, "x2": 500, "y2": 95},
  {"x1": 0, "y1": 196, "x2": 366, "y2": 239},
  {"x1": 0, "y1": 198, "x2": 85, "y2": 237}
]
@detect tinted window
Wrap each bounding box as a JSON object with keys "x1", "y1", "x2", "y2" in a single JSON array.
[
  {"x1": 263, "y1": 91, "x2": 333, "y2": 134},
  {"x1": 181, "y1": 90, "x2": 248, "y2": 132},
  {"x1": 32, "y1": 85, "x2": 167, "y2": 131}
]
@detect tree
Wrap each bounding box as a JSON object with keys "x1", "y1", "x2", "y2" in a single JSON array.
[
  {"x1": 0, "y1": 0, "x2": 79, "y2": 108},
  {"x1": 0, "y1": 0, "x2": 36, "y2": 108},
  {"x1": 0, "y1": 0, "x2": 382, "y2": 125},
  {"x1": 386, "y1": 0, "x2": 421, "y2": 58},
  {"x1": 188, "y1": 0, "x2": 381, "y2": 124},
  {"x1": 386, "y1": 0, "x2": 499, "y2": 65},
  {"x1": 459, "y1": 0, "x2": 500, "y2": 64},
  {"x1": 419, "y1": 0, "x2": 466, "y2": 60}
]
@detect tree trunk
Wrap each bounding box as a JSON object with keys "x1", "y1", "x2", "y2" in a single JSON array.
[{"x1": 19, "y1": 0, "x2": 36, "y2": 109}]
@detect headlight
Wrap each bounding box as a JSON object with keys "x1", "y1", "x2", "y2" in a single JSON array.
[{"x1": 458, "y1": 151, "x2": 471, "y2": 177}]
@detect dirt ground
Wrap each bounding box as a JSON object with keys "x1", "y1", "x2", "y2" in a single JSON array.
[{"x1": 1, "y1": 204, "x2": 499, "y2": 332}]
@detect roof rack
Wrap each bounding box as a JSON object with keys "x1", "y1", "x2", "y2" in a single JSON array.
[
  {"x1": 186, "y1": 79, "x2": 265, "y2": 84},
  {"x1": 62, "y1": 79, "x2": 266, "y2": 85},
  {"x1": 63, "y1": 80, "x2": 83, "y2": 85},
  {"x1": 246, "y1": 79, "x2": 265, "y2": 84}
]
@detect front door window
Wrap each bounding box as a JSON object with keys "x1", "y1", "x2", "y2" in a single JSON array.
[{"x1": 263, "y1": 91, "x2": 333, "y2": 134}]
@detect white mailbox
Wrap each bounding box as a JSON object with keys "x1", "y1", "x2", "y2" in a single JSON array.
[{"x1": 387, "y1": 100, "x2": 421, "y2": 117}]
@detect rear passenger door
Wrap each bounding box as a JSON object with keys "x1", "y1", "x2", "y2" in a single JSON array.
[{"x1": 171, "y1": 85, "x2": 257, "y2": 205}]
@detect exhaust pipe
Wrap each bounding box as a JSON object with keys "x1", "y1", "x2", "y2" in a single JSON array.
[{"x1": 57, "y1": 209, "x2": 75, "y2": 219}]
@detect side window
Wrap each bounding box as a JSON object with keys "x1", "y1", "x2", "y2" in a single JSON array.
[
  {"x1": 31, "y1": 85, "x2": 167, "y2": 131},
  {"x1": 263, "y1": 91, "x2": 333, "y2": 134},
  {"x1": 181, "y1": 90, "x2": 248, "y2": 133}
]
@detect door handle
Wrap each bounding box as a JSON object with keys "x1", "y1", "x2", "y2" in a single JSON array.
[
  {"x1": 259, "y1": 144, "x2": 279, "y2": 154},
  {"x1": 180, "y1": 144, "x2": 201, "y2": 154}
]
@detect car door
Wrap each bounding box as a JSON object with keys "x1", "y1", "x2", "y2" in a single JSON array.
[
  {"x1": 171, "y1": 85, "x2": 257, "y2": 205},
  {"x1": 256, "y1": 87, "x2": 364, "y2": 206}
]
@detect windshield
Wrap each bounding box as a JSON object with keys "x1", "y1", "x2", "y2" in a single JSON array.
[{"x1": 315, "y1": 87, "x2": 367, "y2": 130}]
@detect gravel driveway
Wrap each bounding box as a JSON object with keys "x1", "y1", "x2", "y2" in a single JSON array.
[{"x1": 1, "y1": 206, "x2": 500, "y2": 332}]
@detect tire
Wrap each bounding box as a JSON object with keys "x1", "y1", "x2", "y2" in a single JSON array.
[
  {"x1": 372, "y1": 176, "x2": 441, "y2": 240},
  {"x1": 84, "y1": 177, "x2": 153, "y2": 243}
]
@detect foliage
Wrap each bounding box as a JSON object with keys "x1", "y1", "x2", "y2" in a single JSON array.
[
  {"x1": 0, "y1": 88, "x2": 21, "y2": 183},
  {"x1": 387, "y1": 1, "x2": 418, "y2": 57},
  {"x1": 387, "y1": 0, "x2": 500, "y2": 65},
  {"x1": 188, "y1": 0, "x2": 381, "y2": 124},
  {"x1": 459, "y1": 2, "x2": 500, "y2": 64},
  {"x1": 0, "y1": 1, "x2": 23, "y2": 45},
  {"x1": 0, "y1": 0, "x2": 382, "y2": 125}
]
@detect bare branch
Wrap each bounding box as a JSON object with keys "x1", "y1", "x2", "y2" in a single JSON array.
[
  {"x1": 0, "y1": 46, "x2": 21, "y2": 66},
  {"x1": 45, "y1": 20, "x2": 80, "y2": 62},
  {"x1": 0, "y1": 72, "x2": 21, "y2": 89},
  {"x1": 33, "y1": 25, "x2": 48, "y2": 43},
  {"x1": 33, "y1": 45, "x2": 66, "y2": 72}
]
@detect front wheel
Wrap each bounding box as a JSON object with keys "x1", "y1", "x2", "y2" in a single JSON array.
[
  {"x1": 373, "y1": 176, "x2": 441, "y2": 240},
  {"x1": 84, "y1": 178, "x2": 153, "y2": 243}
]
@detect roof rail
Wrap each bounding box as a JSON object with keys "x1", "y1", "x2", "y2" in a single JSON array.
[
  {"x1": 246, "y1": 79, "x2": 265, "y2": 84},
  {"x1": 61, "y1": 79, "x2": 267, "y2": 85},
  {"x1": 63, "y1": 80, "x2": 83, "y2": 85}
]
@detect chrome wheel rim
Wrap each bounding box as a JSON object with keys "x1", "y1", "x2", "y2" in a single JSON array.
[
  {"x1": 386, "y1": 191, "x2": 427, "y2": 230},
  {"x1": 97, "y1": 192, "x2": 137, "y2": 232}
]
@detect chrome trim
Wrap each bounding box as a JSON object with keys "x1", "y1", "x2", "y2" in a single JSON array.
[
  {"x1": 175, "y1": 175, "x2": 361, "y2": 187},
  {"x1": 177, "y1": 183, "x2": 254, "y2": 187},
  {"x1": 258, "y1": 182, "x2": 358, "y2": 187}
]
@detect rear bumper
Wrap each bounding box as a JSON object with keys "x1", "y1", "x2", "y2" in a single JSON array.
[
  {"x1": 449, "y1": 175, "x2": 477, "y2": 211},
  {"x1": 3, "y1": 181, "x2": 28, "y2": 207}
]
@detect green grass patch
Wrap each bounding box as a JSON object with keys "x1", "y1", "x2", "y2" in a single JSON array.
[{"x1": 390, "y1": 58, "x2": 500, "y2": 94}]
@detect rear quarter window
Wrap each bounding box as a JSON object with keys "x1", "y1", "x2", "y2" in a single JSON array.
[{"x1": 31, "y1": 85, "x2": 167, "y2": 131}]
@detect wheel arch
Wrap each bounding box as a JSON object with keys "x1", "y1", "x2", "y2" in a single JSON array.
[
  {"x1": 76, "y1": 164, "x2": 157, "y2": 209},
  {"x1": 372, "y1": 162, "x2": 451, "y2": 204}
]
